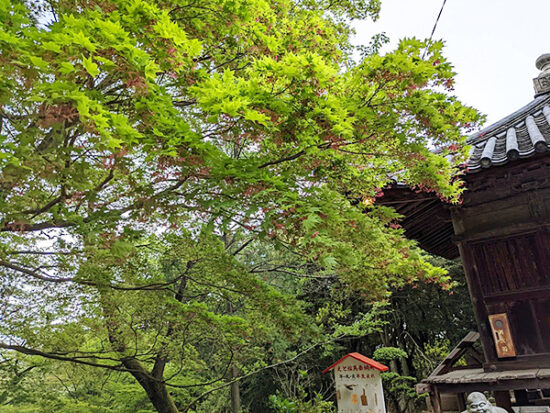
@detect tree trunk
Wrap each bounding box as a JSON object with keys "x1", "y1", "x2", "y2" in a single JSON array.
[
  {"x1": 143, "y1": 380, "x2": 180, "y2": 413},
  {"x1": 142, "y1": 380, "x2": 179, "y2": 413},
  {"x1": 100, "y1": 294, "x2": 180, "y2": 413},
  {"x1": 123, "y1": 358, "x2": 180, "y2": 413},
  {"x1": 227, "y1": 300, "x2": 241, "y2": 413},
  {"x1": 230, "y1": 366, "x2": 241, "y2": 413}
]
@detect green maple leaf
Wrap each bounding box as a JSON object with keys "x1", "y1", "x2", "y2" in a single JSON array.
[{"x1": 82, "y1": 55, "x2": 99, "y2": 77}]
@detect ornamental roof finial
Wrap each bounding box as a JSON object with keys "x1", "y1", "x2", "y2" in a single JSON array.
[{"x1": 533, "y1": 53, "x2": 550, "y2": 96}]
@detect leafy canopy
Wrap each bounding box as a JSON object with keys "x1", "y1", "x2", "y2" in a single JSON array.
[{"x1": 0, "y1": 0, "x2": 481, "y2": 410}]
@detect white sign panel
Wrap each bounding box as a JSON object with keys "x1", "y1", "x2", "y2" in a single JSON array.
[{"x1": 333, "y1": 357, "x2": 386, "y2": 413}]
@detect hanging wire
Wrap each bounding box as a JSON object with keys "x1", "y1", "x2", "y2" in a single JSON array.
[{"x1": 422, "y1": 0, "x2": 448, "y2": 59}]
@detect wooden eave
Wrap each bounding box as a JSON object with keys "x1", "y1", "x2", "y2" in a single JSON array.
[{"x1": 377, "y1": 185, "x2": 458, "y2": 259}]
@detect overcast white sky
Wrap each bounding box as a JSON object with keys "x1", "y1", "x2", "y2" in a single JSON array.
[{"x1": 353, "y1": 0, "x2": 550, "y2": 126}]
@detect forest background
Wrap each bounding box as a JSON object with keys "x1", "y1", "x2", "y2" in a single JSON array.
[{"x1": 0, "y1": 0, "x2": 481, "y2": 411}]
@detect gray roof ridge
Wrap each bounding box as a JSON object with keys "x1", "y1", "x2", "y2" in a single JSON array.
[{"x1": 468, "y1": 92, "x2": 550, "y2": 145}]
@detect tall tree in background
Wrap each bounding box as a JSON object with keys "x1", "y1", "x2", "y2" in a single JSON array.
[{"x1": 0, "y1": 0, "x2": 481, "y2": 411}]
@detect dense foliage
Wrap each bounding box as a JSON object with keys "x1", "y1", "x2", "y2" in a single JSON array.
[
  {"x1": 0, "y1": 0, "x2": 481, "y2": 411},
  {"x1": 0, "y1": 258, "x2": 475, "y2": 412}
]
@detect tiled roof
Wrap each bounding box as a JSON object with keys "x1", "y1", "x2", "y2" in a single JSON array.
[{"x1": 466, "y1": 93, "x2": 550, "y2": 173}]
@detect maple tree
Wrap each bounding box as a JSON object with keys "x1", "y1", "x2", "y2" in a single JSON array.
[{"x1": 0, "y1": 0, "x2": 481, "y2": 411}]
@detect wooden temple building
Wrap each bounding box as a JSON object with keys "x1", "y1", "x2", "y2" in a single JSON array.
[{"x1": 380, "y1": 54, "x2": 550, "y2": 412}]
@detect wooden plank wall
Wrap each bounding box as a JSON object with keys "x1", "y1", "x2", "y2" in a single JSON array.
[{"x1": 452, "y1": 158, "x2": 550, "y2": 368}]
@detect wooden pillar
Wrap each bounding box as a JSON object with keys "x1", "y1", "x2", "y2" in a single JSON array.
[
  {"x1": 431, "y1": 388, "x2": 442, "y2": 413},
  {"x1": 457, "y1": 392, "x2": 467, "y2": 412},
  {"x1": 494, "y1": 391, "x2": 512, "y2": 413},
  {"x1": 456, "y1": 242, "x2": 497, "y2": 364}
]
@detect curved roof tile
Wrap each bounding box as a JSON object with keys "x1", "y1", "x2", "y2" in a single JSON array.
[{"x1": 466, "y1": 93, "x2": 550, "y2": 172}]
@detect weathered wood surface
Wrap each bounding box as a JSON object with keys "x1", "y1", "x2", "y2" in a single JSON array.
[
  {"x1": 377, "y1": 186, "x2": 457, "y2": 259},
  {"x1": 428, "y1": 332, "x2": 481, "y2": 378},
  {"x1": 425, "y1": 368, "x2": 547, "y2": 384},
  {"x1": 409, "y1": 83, "x2": 550, "y2": 404}
]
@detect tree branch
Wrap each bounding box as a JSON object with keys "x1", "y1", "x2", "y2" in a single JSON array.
[
  {"x1": 0, "y1": 342, "x2": 129, "y2": 373},
  {"x1": 181, "y1": 334, "x2": 347, "y2": 411},
  {"x1": 0, "y1": 259, "x2": 194, "y2": 292},
  {"x1": 258, "y1": 149, "x2": 306, "y2": 169}
]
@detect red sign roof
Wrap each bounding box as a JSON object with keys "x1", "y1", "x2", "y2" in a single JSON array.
[{"x1": 322, "y1": 352, "x2": 389, "y2": 374}]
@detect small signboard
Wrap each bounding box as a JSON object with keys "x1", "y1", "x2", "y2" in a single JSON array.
[
  {"x1": 488, "y1": 313, "x2": 516, "y2": 358},
  {"x1": 323, "y1": 352, "x2": 388, "y2": 413}
]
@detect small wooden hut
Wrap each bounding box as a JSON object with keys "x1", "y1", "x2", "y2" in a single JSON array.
[{"x1": 380, "y1": 54, "x2": 550, "y2": 412}]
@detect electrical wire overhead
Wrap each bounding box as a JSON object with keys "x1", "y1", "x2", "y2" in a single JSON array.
[{"x1": 422, "y1": 0, "x2": 448, "y2": 59}]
